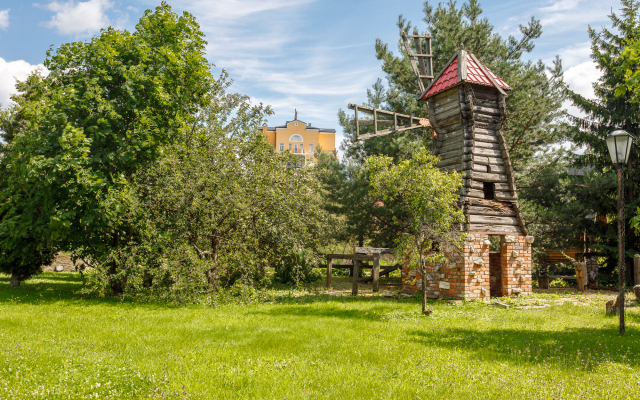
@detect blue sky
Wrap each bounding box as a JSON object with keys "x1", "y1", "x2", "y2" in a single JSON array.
[{"x1": 0, "y1": 0, "x2": 621, "y2": 146}]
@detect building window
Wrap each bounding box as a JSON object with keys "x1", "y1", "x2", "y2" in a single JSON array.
[
  {"x1": 294, "y1": 144, "x2": 298, "y2": 153},
  {"x1": 289, "y1": 134, "x2": 303, "y2": 142},
  {"x1": 309, "y1": 144, "x2": 313, "y2": 153},
  {"x1": 289, "y1": 144, "x2": 292, "y2": 150},
  {"x1": 279, "y1": 143, "x2": 284, "y2": 151}
]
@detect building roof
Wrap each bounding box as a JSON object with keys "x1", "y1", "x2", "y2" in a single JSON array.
[
  {"x1": 261, "y1": 118, "x2": 336, "y2": 133},
  {"x1": 418, "y1": 49, "x2": 512, "y2": 101}
]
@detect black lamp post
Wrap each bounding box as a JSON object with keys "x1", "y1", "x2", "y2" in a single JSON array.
[{"x1": 605, "y1": 129, "x2": 633, "y2": 335}]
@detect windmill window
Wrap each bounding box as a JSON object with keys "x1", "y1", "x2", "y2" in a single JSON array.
[{"x1": 483, "y1": 182, "x2": 495, "y2": 200}]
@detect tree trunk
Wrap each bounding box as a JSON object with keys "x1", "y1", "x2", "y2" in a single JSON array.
[
  {"x1": 421, "y1": 258, "x2": 428, "y2": 314},
  {"x1": 207, "y1": 233, "x2": 221, "y2": 291},
  {"x1": 10, "y1": 272, "x2": 20, "y2": 287},
  {"x1": 109, "y1": 233, "x2": 123, "y2": 294}
]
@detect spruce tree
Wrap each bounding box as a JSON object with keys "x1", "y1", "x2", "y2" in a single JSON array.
[
  {"x1": 320, "y1": 0, "x2": 567, "y2": 249},
  {"x1": 565, "y1": 0, "x2": 640, "y2": 275}
]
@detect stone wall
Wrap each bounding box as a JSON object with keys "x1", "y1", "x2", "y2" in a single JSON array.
[
  {"x1": 43, "y1": 253, "x2": 82, "y2": 272},
  {"x1": 401, "y1": 234, "x2": 533, "y2": 299}
]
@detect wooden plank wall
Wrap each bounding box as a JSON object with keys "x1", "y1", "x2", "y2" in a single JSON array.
[{"x1": 426, "y1": 84, "x2": 527, "y2": 235}]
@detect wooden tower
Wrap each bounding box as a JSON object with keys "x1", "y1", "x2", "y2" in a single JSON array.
[
  {"x1": 347, "y1": 43, "x2": 534, "y2": 299},
  {"x1": 418, "y1": 49, "x2": 527, "y2": 236}
]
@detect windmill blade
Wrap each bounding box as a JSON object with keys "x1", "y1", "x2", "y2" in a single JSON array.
[
  {"x1": 347, "y1": 103, "x2": 430, "y2": 141},
  {"x1": 400, "y1": 30, "x2": 434, "y2": 92}
]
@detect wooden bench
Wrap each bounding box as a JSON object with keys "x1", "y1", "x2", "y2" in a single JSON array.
[{"x1": 325, "y1": 247, "x2": 395, "y2": 295}]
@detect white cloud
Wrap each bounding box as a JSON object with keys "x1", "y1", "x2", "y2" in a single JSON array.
[
  {"x1": 0, "y1": 58, "x2": 47, "y2": 106},
  {"x1": 0, "y1": 9, "x2": 9, "y2": 30},
  {"x1": 554, "y1": 41, "x2": 592, "y2": 69},
  {"x1": 175, "y1": 0, "x2": 316, "y2": 22},
  {"x1": 564, "y1": 60, "x2": 600, "y2": 99},
  {"x1": 537, "y1": 0, "x2": 611, "y2": 34},
  {"x1": 44, "y1": 0, "x2": 112, "y2": 36}
]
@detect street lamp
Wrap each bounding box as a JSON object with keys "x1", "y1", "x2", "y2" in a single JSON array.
[{"x1": 606, "y1": 129, "x2": 633, "y2": 336}]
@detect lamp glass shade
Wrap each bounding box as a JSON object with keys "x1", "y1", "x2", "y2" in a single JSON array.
[{"x1": 606, "y1": 130, "x2": 633, "y2": 165}]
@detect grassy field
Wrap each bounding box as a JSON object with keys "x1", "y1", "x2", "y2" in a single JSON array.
[{"x1": 1, "y1": 273, "x2": 640, "y2": 399}]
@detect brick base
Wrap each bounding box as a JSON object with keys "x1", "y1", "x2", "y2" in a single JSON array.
[{"x1": 402, "y1": 234, "x2": 533, "y2": 299}]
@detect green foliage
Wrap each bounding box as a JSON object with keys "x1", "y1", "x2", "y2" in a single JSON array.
[
  {"x1": 273, "y1": 252, "x2": 321, "y2": 286},
  {"x1": 0, "y1": 2, "x2": 214, "y2": 287},
  {"x1": 322, "y1": 0, "x2": 566, "y2": 252},
  {"x1": 85, "y1": 70, "x2": 331, "y2": 295},
  {"x1": 366, "y1": 148, "x2": 465, "y2": 312},
  {"x1": 565, "y1": 0, "x2": 640, "y2": 268}
]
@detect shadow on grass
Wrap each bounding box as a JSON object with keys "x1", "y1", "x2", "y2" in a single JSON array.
[
  {"x1": 250, "y1": 303, "x2": 400, "y2": 322},
  {"x1": 0, "y1": 272, "x2": 178, "y2": 309},
  {"x1": 409, "y1": 322, "x2": 640, "y2": 369}
]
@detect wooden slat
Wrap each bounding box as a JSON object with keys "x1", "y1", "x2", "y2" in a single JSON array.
[
  {"x1": 354, "y1": 247, "x2": 394, "y2": 254},
  {"x1": 473, "y1": 106, "x2": 501, "y2": 116},
  {"x1": 352, "y1": 260, "x2": 360, "y2": 295},
  {"x1": 487, "y1": 165, "x2": 506, "y2": 174},
  {"x1": 475, "y1": 133, "x2": 498, "y2": 143},
  {"x1": 472, "y1": 155, "x2": 504, "y2": 165},
  {"x1": 468, "y1": 215, "x2": 520, "y2": 225},
  {"x1": 326, "y1": 257, "x2": 332, "y2": 289},
  {"x1": 439, "y1": 139, "x2": 466, "y2": 154},
  {"x1": 468, "y1": 206, "x2": 516, "y2": 217},
  {"x1": 471, "y1": 91, "x2": 499, "y2": 101},
  {"x1": 350, "y1": 120, "x2": 394, "y2": 126},
  {"x1": 372, "y1": 253, "x2": 380, "y2": 293},
  {"x1": 469, "y1": 224, "x2": 521, "y2": 234},
  {"x1": 473, "y1": 148, "x2": 502, "y2": 157},
  {"x1": 473, "y1": 164, "x2": 488, "y2": 172},
  {"x1": 356, "y1": 124, "x2": 421, "y2": 141},
  {"x1": 413, "y1": 32, "x2": 427, "y2": 78},
  {"x1": 326, "y1": 254, "x2": 372, "y2": 261},
  {"x1": 435, "y1": 105, "x2": 461, "y2": 121},
  {"x1": 434, "y1": 98, "x2": 460, "y2": 115},
  {"x1": 438, "y1": 115, "x2": 462, "y2": 129},
  {"x1": 400, "y1": 31, "x2": 424, "y2": 93},
  {"x1": 475, "y1": 141, "x2": 500, "y2": 150},
  {"x1": 471, "y1": 171, "x2": 508, "y2": 183},
  {"x1": 472, "y1": 99, "x2": 498, "y2": 108},
  {"x1": 460, "y1": 188, "x2": 514, "y2": 200}
]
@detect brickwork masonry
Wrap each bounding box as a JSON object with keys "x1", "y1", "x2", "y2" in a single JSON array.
[{"x1": 402, "y1": 234, "x2": 533, "y2": 300}]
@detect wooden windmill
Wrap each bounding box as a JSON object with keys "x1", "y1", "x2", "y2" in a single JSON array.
[
  {"x1": 349, "y1": 31, "x2": 534, "y2": 299},
  {"x1": 349, "y1": 33, "x2": 527, "y2": 236},
  {"x1": 348, "y1": 30, "x2": 434, "y2": 140}
]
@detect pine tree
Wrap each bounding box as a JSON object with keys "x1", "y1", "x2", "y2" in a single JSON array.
[
  {"x1": 320, "y1": 0, "x2": 567, "y2": 248},
  {"x1": 565, "y1": 0, "x2": 640, "y2": 275}
]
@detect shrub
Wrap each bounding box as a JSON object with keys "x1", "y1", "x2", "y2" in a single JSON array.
[{"x1": 273, "y1": 252, "x2": 320, "y2": 286}]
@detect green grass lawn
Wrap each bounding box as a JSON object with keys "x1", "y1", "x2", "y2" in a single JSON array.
[{"x1": 1, "y1": 273, "x2": 640, "y2": 399}]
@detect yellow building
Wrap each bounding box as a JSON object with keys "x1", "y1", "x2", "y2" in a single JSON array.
[{"x1": 260, "y1": 113, "x2": 336, "y2": 167}]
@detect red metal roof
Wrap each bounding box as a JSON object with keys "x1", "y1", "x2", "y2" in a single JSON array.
[
  {"x1": 420, "y1": 51, "x2": 512, "y2": 100},
  {"x1": 423, "y1": 56, "x2": 459, "y2": 99}
]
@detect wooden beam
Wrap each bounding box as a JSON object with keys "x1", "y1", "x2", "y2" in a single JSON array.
[
  {"x1": 356, "y1": 124, "x2": 422, "y2": 141},
  {"x1": 372, "y1": 254, "x2": 380, "y2": 293},
  {"x1": 349, "y1": 120, "x2": 394, "y2": 126},
  {"x1": 326, "y1": 257, "x2": 332, "y2": 289},
  {"x1": 468, "y1": 215, "x2": 520, "y2": 225},
  {"x1": 469, "y1": 224, "x2": 521, "y2": 234},
  {"x1": 325, "y1": 253, "x2": 373, "y2": 261},
  {"x1": 352, "y1": 260, "x2": 360, "y2": 295},
  {"x1": 354, "y1": 247, "x2": 394, "y2": 254},
  {"x1": 401, "y1": 30, "x2": 424, "y2": 93}
]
